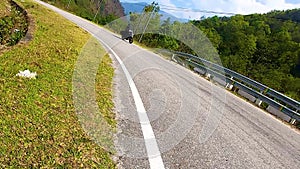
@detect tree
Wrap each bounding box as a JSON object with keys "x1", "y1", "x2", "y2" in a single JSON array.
[{"x1": 143, "y1": 2, "x2": 160, "y2": 13}]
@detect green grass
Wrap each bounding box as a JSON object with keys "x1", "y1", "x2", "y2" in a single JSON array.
[
  {"x1": 0, "y1": 0, "x2": 116, "y2": 168},
  {"x1": 0, "y1": 0, "x2": 28, "y2": 46}
]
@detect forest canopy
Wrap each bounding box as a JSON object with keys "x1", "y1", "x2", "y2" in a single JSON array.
[{"x1": 194, "y1": 9, "x2": 300, "y2": 101}]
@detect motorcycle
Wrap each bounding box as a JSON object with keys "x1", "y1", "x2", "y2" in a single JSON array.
[{"x1": 121, "y1": 29, "x2": 134, "y2": 44}]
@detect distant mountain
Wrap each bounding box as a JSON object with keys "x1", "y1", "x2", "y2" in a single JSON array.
[
  {"x1": 121, "y1": 2, "x2": 147, "y2": 14},
  {"x1": 271, "y1": 8, "x2": 300, "y2": 23},
  {"x1": 121, "y1": 2, "x2": 188, "y2": 23}
]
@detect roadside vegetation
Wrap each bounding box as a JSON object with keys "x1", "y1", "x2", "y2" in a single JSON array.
[
  {"x1": 128, "y1": 4, "x2": 300, "y2": 102},
  {"x1": 191, "y1": 11, "x2": 300, "y2": 102},
  {"x1": 41, "y1": 0, "x2": 124, "y2": 25},
  {"x1": 0, "y1": 0, "x2": 28, "y2": 48},
  {"x1": 0, "y1": 0, "x2": 115, "y2": 167}
]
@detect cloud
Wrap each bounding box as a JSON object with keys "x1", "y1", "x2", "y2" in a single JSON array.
[
  {"x1": 157, "y1": 0, "x2": 300, "y2": 19},
  {"x1": 120, "y1": 0, "x2": 300, "y2": 19}
]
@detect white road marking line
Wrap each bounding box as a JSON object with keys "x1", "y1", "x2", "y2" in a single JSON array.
[
  {"x1": 95, "y1": 37, "x2": 165, "y2": 169},
  {"x1": 149, "y1": 155, "x2": 165, "y2": 169}
]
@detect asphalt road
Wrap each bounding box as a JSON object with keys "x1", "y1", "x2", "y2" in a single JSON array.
[{"x1": 35, "y1": 1, "x2": 300, "y2": 168}]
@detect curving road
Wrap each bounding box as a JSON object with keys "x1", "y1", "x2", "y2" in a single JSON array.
[{"x1": 35, "y1": 1, "x2": 300, "y2": 168}]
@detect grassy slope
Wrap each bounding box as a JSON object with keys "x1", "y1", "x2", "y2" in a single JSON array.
[
  {"x1": 0, "y1": 0, "x2": 115, "y2": 168},
  {"x1": 0, "y1": 1, "x2": 10, "y2": 16}
]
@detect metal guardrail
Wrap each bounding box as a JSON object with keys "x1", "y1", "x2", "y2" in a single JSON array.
[{"x1": 172, "y1": 52, "x2": 300, "y2": 123}]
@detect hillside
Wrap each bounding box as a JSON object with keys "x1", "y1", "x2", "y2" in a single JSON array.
[
  {"x1": 121, "y1": 2, "x2": 147, "y2": 14},
  {"x1": 43, "y1": 0, "x2": 124, "y2": 24},
  {"x1": 271, "y1": 8, "x2": 300, "y2": 23}
]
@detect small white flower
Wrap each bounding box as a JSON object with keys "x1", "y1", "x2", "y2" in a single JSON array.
[{"x1": 16, "y1": 69, "x2": 37, "y2": 79}]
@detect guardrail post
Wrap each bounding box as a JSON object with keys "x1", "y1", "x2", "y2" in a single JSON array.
[
  {"x1": 171, "y1": 54, "x2": 177, "y2": 63},
  {"x1": 255, "y1": 99, "x2": 263, "y2": 106},
  {"x1": 255, "y1": 91, "x2": 264, "y2": 107},
  {"x1": 225, "y1": 76, "x2": 234, "y2": 90},
  {"x1": 225, "y1": 83, "x2": 233, "y2": 90},
  {"x1": 290, "y1": 118, "x2": 297, "y2": 125},
  {"x1": 205, "y1": 73, "x2": 211, "y2": 80}
]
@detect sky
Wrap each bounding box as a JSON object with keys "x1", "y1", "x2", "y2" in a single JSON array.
[{"x1": 120, "y1": 0, "x2": 300, "y2": 19}]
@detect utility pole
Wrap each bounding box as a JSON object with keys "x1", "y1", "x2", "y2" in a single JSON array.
[
  {"x1": 139, "y1": 2, "x2": 158, "y2": 43},
  {"x1": 93, "y1": 0, "x2": 104, "y2": 22},
  {"x1": 67, "y1": 0, "x2": 72, "y2": 9},
  {"x1": 134, "y1": 12, "x2": 146, "y2": 34}
]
